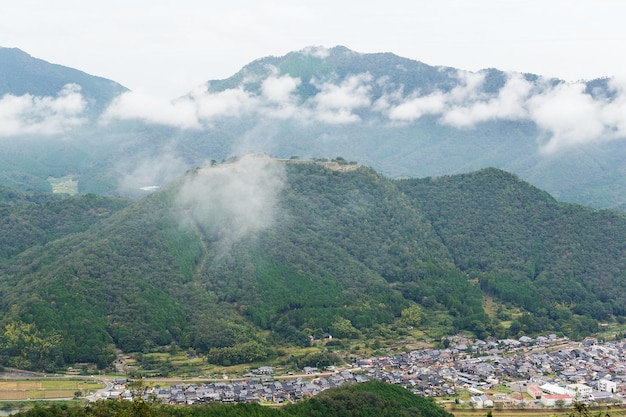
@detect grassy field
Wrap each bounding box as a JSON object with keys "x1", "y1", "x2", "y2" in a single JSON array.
[
  {"x1": 47, "y1": 175, "x2": 78, "y2": 195},
  {"x1": 0, "y1": 379, "x2": 103, "y2": 401}
]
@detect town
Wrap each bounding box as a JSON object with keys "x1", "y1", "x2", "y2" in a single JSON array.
[{"x1": 100, "y1": 334, "x2": 626, "y2": 409}]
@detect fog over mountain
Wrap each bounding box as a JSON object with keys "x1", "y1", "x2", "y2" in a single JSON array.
[{"x1": 1, "y1": 46, "x2": 626, "y2": 209}]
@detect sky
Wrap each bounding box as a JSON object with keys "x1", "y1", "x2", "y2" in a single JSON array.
[{"x1": 3, "y1": 0, "x2": 626, "y2": 99}]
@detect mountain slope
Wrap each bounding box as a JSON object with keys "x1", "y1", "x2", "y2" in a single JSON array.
[
  {"x1": 0, "y1": 47, "x2": 127, "y2": 111},
  {"x1": 2, "y1": 160, "x2": 626, "y2": 369},
  {"x1": 2, "y1": 46, "x2": 626, "y2": 211},
  {"x1": 0, "y1": 159, "x2": 479, "y2": 368},
  {"x1": 400, "y1": 168, "x2": 626, "y2": 334},
  {"x1": 193, "y1": 46, "x2": 626, "y2": 210}
]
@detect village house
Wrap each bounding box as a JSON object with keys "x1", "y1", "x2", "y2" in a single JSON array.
[
  {"x1": 541, "y1": 394, "x2": 573, "y2": 407},
  {"x1": 470, "y1": 394, "x2": 493, "y2": 408}
]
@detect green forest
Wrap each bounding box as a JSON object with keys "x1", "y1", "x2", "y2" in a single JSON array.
[{"x1": 1, "y1": 160, "x2": 625, "y2": 370}]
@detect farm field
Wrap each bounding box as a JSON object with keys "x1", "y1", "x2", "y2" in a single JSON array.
[
  {"x1": 0, "y1": 379, "x2": 103, "y2": 400},
  {"x1": 449, "y1": 408, "x2": 626, "y2": 417}
]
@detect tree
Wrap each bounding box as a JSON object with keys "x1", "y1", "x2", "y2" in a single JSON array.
[
  {"x1": 401, "y1": 304, "x2": 422, "y2": 326},
  {"x1": 330, "y1": 317, "x2": 360, "y2": 339},
  {"x1": 0, "y1": 321, "x2": 62, "y2": 370}
]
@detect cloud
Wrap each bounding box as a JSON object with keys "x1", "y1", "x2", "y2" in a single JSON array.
[
  {"x1": 102, "y1": 72, "x2": 376, "y2": 126},
  {"x1": 100, "y1": 67, "x2": 626, "y2": 154},
  {"x1": 117, "y1": 148, "x2": 190, "y2": 195},
  {"x1": 176, "y1": 154, "x2": 285, "y2": 252},
  {"x1": 386, "y1": 92, "x2": 446, "y2": 121},
  {"x1": 262, "y1": 74, "x2": 300, "y2": 103},
  {"x1": 300, "y1": 46, "x2": 331, "y2": 59},
  {"x1": 385, "y1": 70, "x2": 485, "y2": 122},
  {"x1": 528, "y1": 82, "x2": 607, "y2": 153},
  {"x1": 0, "y1": 84, "x2": 86, "y2": 136},
  {"x1": 258, "y1": 74, "x2": 301, "y2": 119},
  {"x1": 101, "y1": 82, "x2": 267, "y2": 127},
  {"x1": 526, "y1": 79, "x2": 626, "y2": 153},
  {"x1": 308, "y1": 73, "x2": 373, "y2": 123},
  {"x1": 192, "y1": 85, "x2": 259, "y2": 120},
  {"x1": 441, "y1": 73, "x2": 533, "y2": 127},
  {"x1": 381, "y1": 70, "x2": 626, "y2": 153},
  {"x1": 101, "y1": 91, "x2": 201, "y2": 129}
]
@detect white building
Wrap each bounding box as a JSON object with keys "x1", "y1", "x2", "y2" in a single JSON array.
[
  {"x1": 540, "y1": 383, "x2": 567, "y2": 395},
  {"x1": 598, "y1": 379, "x2": 617, "y2": 394},
  {"x1": 470, "y1": 395, "x2": 493, "y2": 408},
  {"x1": 541, "y1": 394, "x2": 573, "y2": 407},
  {"x1": 566, "y1": 383, "x2": 592, "y2": 400}
]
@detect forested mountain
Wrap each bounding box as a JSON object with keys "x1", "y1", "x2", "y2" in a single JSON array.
[
  {"x1": 0, "y1": 47, "x2": 127, "y2": 112},
  {"x1": 2, "y1": 46, "x2": 626, "y2": 210},
  {"x1": 1, "y1": 159, "x2": 625, "y2": 370},
  {"x1": 400, "y1": 169, "x2": 626, "y2": 335}
]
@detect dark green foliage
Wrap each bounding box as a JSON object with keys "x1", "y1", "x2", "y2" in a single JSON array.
[
  {"x1": 285, "y1": 381, "x2": 453, "y2": 417},
  {"x1": 206, "y1": 341, "x2": 272, "y2": 366},
  {"x1": 399, "y1": 168, "x2": 626, "y2": 337},
  {"x1": 4, "y1": 162, "x2": 626, "y2": 368},
  {"x1": 0, "y1": 191, "x2": 129, "y2": 261}
]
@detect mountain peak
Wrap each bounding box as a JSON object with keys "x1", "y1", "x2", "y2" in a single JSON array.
[{"x1": 0, "y1": 46, "x2": 127, "y2": 108}]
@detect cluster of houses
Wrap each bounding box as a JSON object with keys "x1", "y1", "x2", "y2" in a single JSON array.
[
  {"x1": 101, "y1": 334, "x2": 626, "y2": 408},
  {"x1": 100, "y1": 371, "x2": 369, "y2": 404},
  {"x1": 355, "y1": 334, "x2": 625, "y2": 408}
]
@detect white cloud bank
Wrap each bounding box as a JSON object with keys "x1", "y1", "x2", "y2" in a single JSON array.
[
  {"x1": 378, "y1": 72, "x2": 626, "y2": 153},
  {"x1": 0, "y1": 84, "x2": 87, "y2": 136},
  {"x1": 101, "y1": 70, "x2": 375, "y2": 128},
  {"x1": 101, "y1": 67, "x2": 626, "y2": 154}
]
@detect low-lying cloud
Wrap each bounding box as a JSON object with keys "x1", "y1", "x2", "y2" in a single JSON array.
[
  {"x1": 117, "y1": 148, "x2": 190, "y2": 195},
  {"x1": 527, "y1": 79, "x2": 626, "y2": 153},
  {"x1": 175, "y1": 154, "x2": 285, "y2": 251},
  {"x1": 380, "y1": 72, "x2": 626, "y2": 153},
  {"x1": 101, "y1": 90, "x2": 200, "y2": 129},
  {"x1": 0, "y1": 84, "x2": 86, "y2": 136},
  {"x1": 101, "y1": 70, "x2": 375, "y2": 128},
  {"x1": 101, "y1": 65, "x2": 626, "y2": 154}
]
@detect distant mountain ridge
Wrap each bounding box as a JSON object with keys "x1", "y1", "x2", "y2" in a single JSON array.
[
  {"x1": 0, "y1": 45, "x2": 626, "y2": 211},
  {"x1": 0, "y1": 47, "x2": 127, "y2": 112}
]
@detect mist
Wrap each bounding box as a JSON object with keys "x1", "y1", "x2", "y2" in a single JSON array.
[
  {"x1": 99, "y1": 66, "x2": 626, "y2": 155},
  {"x1": 116, "y1": 148, "x2": 191, "y2": 196},
  {"x1": 175, "y1": 154, "x2": 286, "y2": 252},
  {"x1": 0, "y1": 84, "x2": 86, "y2": 137}
]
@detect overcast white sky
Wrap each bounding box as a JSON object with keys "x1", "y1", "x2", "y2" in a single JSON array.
[{"x1": 2, "y1": 0, "x2": 626, "y2": 99}]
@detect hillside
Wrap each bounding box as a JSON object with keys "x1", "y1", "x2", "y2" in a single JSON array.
[
  {"x1": 1, "y1": 160, "x2": 626, "y2": 370},
  {"x1": 0, "y1": 47, "x2": 127, "y2": 111},
  {"x1": 400, "y1": 168, "x2": 626, "y2": 336}
]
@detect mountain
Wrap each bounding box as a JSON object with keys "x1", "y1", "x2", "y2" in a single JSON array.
[
  {"x1": 192, "y1": 46, "x2": 626, "y2": 209},
  {"x1": 0, "y1": 47, "x2": 127, "y2": 112},
  {"x1": 0, "y1": 47, "x2": 159, "y2": 194},
  {"x1": 1, "y1": 46, "x2": 626, "y2": 211},
  {"x1": 1, "y1": 159, "x2": 625, "y2": 370}
]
